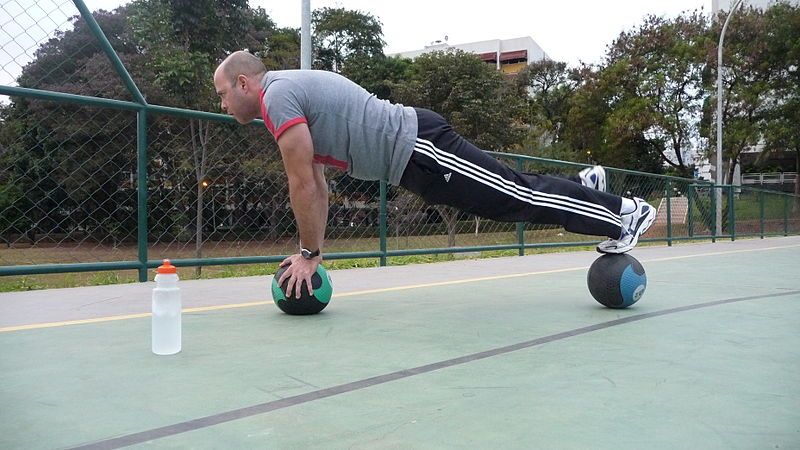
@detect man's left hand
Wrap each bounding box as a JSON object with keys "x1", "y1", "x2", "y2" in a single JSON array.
[{"x1": 278, "y1": 254, "x2": 321, "y2": 298}]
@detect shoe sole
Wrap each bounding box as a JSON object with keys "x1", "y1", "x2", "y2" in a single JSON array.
[
  {"x1": 595, "y1": 166, "x2": 606, "y2": 192},
  {"x1": 596, "y1": 203, "x2": 657, "y2": 254},
  {"x1": 580, "y1": 166, "x2": 606, "y2": 192}
]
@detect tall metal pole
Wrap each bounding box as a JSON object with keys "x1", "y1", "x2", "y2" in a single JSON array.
[
  {"x1": 301, "y1": 0, "x2": 312, "y2": 69},
  {"x1": 716, "y1": 0, "x2": 743, "y2": 236}
]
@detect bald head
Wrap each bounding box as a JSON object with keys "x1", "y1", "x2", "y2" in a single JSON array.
[
  {"x1": 216, "y1": 51, "x2": 267, "y2": 87},
  {"x1": 213, "y1": 51, "x2": 266, "y2": 124}
]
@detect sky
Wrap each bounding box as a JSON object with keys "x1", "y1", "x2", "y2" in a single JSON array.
[
  {"x1": 250, "y1": 0, "x2": 710, "y2": 64},
  {"x1": 1, "y1": 0, "x2": 712, "y2": 94}
]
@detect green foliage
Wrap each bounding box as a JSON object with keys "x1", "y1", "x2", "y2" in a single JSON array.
[
  {"x1": 0, "y1": 182, "x2": 24, "y2": 234},
  {"x1": 263, "y1": 27, "x2": 301, "y2": 70},
  {"x1": 393, "y1": 50, "x2": 523, "y2": 151},
  {"x1": 701, "y1": 6, "x2": 781, "y2": 183},
  {"x1": 515, "y1": 59, "x2": 577, "y2": 145},
  {"x1": 566, "y1": 11, "x2": 709, "y2": 176},
  {"x1": 128, "y1": 0, "x2": 271, "y2": 108},
  {"x1": 759, "y1": 3, "x2": 800, "y2": 198},
  {"x1": 342, "y1": 55, "x2": 412, "y2": 101},
  {"x1": 312, "y1": 7, "x2": 385, "y2": 72}
]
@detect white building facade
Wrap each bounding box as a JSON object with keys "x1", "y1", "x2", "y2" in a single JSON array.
[{"x1": 391, "y1": 36, "x2": 549, "y2": 77}]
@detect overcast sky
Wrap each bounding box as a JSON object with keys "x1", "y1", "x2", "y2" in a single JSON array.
[
  {"x1": 251, "y1": 0, "x2": 710, "y2": 64},
  {"x1": 1, "y1": 0, "x2": 711, "y2": 92}
]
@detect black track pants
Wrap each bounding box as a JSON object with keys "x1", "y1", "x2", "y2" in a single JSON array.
[{"x1": 399, "y1": 108, "x2": 624, "y2": 239}]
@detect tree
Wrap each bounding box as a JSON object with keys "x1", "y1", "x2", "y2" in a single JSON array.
[
  {"x1": 513, "y1": 59, "x2": 585, "y2": 163},
  {"x1": 342, "y1": 55, "x2": 411, "y2": 102},
  {"x1": 311, "y1": 7, "x2": 385, "y2": 73},
  {"x1": 702, "y1": 6, "x2": 772, "y2": 185},
  {"x1": 568, "y1": 11, "x2": 709, "y2": 177},
  {"x1": 760, "y1": 3, "x2": 800, "y2": 209},
  {"x1": 1, "y1": 7, "x2": 147, "y2": 246},
  {"x1": 262, "y1": 27, "x2": 301, "y2": 70},
  {"x1": 606, "y1": 12, "x2": 709, "y2": 177},
  {"x1": 516, "y1": 59, "x2": 577, "y2": 145},
  {"x1": 565, "y1": 62, "x2": 664, "y2": 174},
  {"x1": 129, "y1": 0, "x2": 272, "y2": 275},
  {"x1": 395, "y1": 50, "x2": 523, "y2": 150},
  {"x1": 564, "y1": 65, "x2": 609, "y2": 163}
]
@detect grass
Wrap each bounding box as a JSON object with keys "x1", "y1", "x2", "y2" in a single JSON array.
[
  {"x1": 4, "y1": 219, "x2": 796, "y2": 293},
  {"x1": 734, "y1": 193, "x2": 791, "y2": 220},
  {"x1": 0, "y1": 228, "x2": 606, "y2": 292}
]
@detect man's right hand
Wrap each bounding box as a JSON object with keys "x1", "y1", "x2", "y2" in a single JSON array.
[{"x1": 278, "y1": 253, "x2": 322, "y2": 298}]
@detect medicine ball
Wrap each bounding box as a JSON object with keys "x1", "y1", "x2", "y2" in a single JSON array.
[
  {"x1": 271, "y1": 264, "x2": 333, "y2": 315},
  {"x1": 587, "y1": 253, "x2": 646, "y2": 309}
]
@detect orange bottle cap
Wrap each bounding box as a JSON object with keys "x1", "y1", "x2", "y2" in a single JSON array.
[{"x1": 157, "y1": 259, "x2": 177, "y2": 274}]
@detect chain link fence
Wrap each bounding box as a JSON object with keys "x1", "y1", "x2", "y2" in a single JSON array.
[{"x1": 2, "y1": 0, "x2": 800, "y2": 290}]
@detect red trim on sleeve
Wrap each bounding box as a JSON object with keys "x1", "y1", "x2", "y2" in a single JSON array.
[
  {"x1": 273, "y1": 117, "x2": 308, "y2": 140},
  {"x1": 259, "y1": 88, "x2": 307, "y2": 140},
  {"x1": 313, "y1": 155, "x2": 349, "y2": 171}
]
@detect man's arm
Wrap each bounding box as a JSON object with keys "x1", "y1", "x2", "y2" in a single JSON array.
[
  {"x1": 312, "y1": 162, "x2": 328, "y2": 252},
  {"x1": 275, "y1": 123, "x2": 326, "y2": 297}
]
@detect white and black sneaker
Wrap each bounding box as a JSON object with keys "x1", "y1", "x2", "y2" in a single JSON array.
[
  {"x1": 579, "y1": 165, "x2": 606, "y2": 192},
  {"x1": 597, "y1": 197, "x2": 657, "y2": 254}
]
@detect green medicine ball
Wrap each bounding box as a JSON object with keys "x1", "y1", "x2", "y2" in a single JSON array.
[{"x1": 271, "y1": 264, "x2": 333, "y2": 315}]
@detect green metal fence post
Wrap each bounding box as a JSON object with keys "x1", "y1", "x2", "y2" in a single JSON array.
[
  {"x1": 379, "y1": 181, "x2": 388, "y2": 267},
  {"x1": 666, "y1": 180, "x2": 673, "y2": 246},
  {"x1": 75, "y1": 0, "x2": 151, "y2": 281},
  {"x1": 687, "y1": 185, "x2": 694, "y2": 238},
  {"x1": 711, "y1": 185, "x2": 717, "y2": 243},
  {"x1": 785, "y1": 194, "x2": 790, "y2": 236},
  {"x1": 728, "y1": 186, "x2": 736, "y2": 241},
  {"x1": 516, "y1": 159, "x2": 525, "y2": 256},
  {"x1": 759, "y1": 190, "x2": 765, "y2": 239},
  {"x1": 137, "y1": 109, "x2": 148, "y2": 282}
]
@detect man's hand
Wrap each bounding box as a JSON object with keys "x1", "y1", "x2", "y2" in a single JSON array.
[{"x1": 278, "y1": 254, "x2": 321, "y2": 298}]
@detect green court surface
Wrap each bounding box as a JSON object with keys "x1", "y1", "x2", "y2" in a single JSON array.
[{"x1": 1, "y1": 237, "x2": 799, "y2": 449}]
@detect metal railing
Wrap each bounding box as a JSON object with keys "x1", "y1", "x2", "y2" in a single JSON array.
[
  {"x1": 1, "y1": 0, "x2": 799, "y2": 287},
  {"x1": 742, "y1": 172, "x2": 798, "y2": 185}
]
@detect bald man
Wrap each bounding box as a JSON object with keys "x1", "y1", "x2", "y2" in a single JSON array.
[{"x1": 213, "y1": 51, "x2": 656, "y2": 298}]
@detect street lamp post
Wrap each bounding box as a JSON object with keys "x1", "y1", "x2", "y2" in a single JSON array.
[
  {"x1": 716, "y1": 0, "x2": 744, "y2": 236},
  {"x1": 301, "y1": 0, "x2": 312, "y2": 69}
]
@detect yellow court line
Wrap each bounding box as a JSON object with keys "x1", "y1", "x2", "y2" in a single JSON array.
[
  {"x1": 0, "y1": 301, "x2": 271, "y2": 333},
  {"x1": 331, "y1": 243, "x2": 800, "y2": 295},
  {"x1": 642, "y1": 243, "x2": 800, "y2": 263},
  {"x1": 1, "y1": 313, "x2": 152, "y2": 332},
  {"x1": 2, "y1": 242, "x2": 798, "y2": 333}
]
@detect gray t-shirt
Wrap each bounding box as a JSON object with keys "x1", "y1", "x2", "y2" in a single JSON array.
[{"x1": 260, "y1": 70, "x2": 417, "y2": 186}]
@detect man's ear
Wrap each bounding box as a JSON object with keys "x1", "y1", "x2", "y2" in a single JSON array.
[{"x1": 237, "y1": 74, "x2": 248, "y2": 91}]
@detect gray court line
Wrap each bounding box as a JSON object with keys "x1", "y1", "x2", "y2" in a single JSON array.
[{"x1": 68, "y1": 289, "x2": 800, "y2": 450}]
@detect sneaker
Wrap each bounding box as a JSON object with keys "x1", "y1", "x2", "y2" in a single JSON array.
[
  {"x1": 596, "y1": 197, "x2": 656, "y2": 254},
  {"x1": 579, "y1": 165, "x2": 606, "y2": 192}
]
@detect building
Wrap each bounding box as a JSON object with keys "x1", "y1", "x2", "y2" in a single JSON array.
[
  {"x1": 713, "y1": 0, "x2": 798, "y2": 13},
  {"x1": 391, "y1": 36, "x2": 549, "y2": 77}
]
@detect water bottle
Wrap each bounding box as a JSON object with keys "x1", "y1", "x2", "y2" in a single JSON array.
[{"x1": 152, "y1": 259, "x2": 181, "y2": 355}]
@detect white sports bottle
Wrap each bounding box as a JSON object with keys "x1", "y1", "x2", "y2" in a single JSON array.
[{"x1": 152, "y1": 259, "x2": 181, "y2": 355}]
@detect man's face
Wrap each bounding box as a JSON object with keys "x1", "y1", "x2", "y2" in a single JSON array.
[{"x1": 213, "y1": 71, "x2": 256, "y2": 124}]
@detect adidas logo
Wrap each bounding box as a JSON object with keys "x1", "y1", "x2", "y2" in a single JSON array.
[{"x1": 444, "y1": 173, "x2": 452, "y2": 182}]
